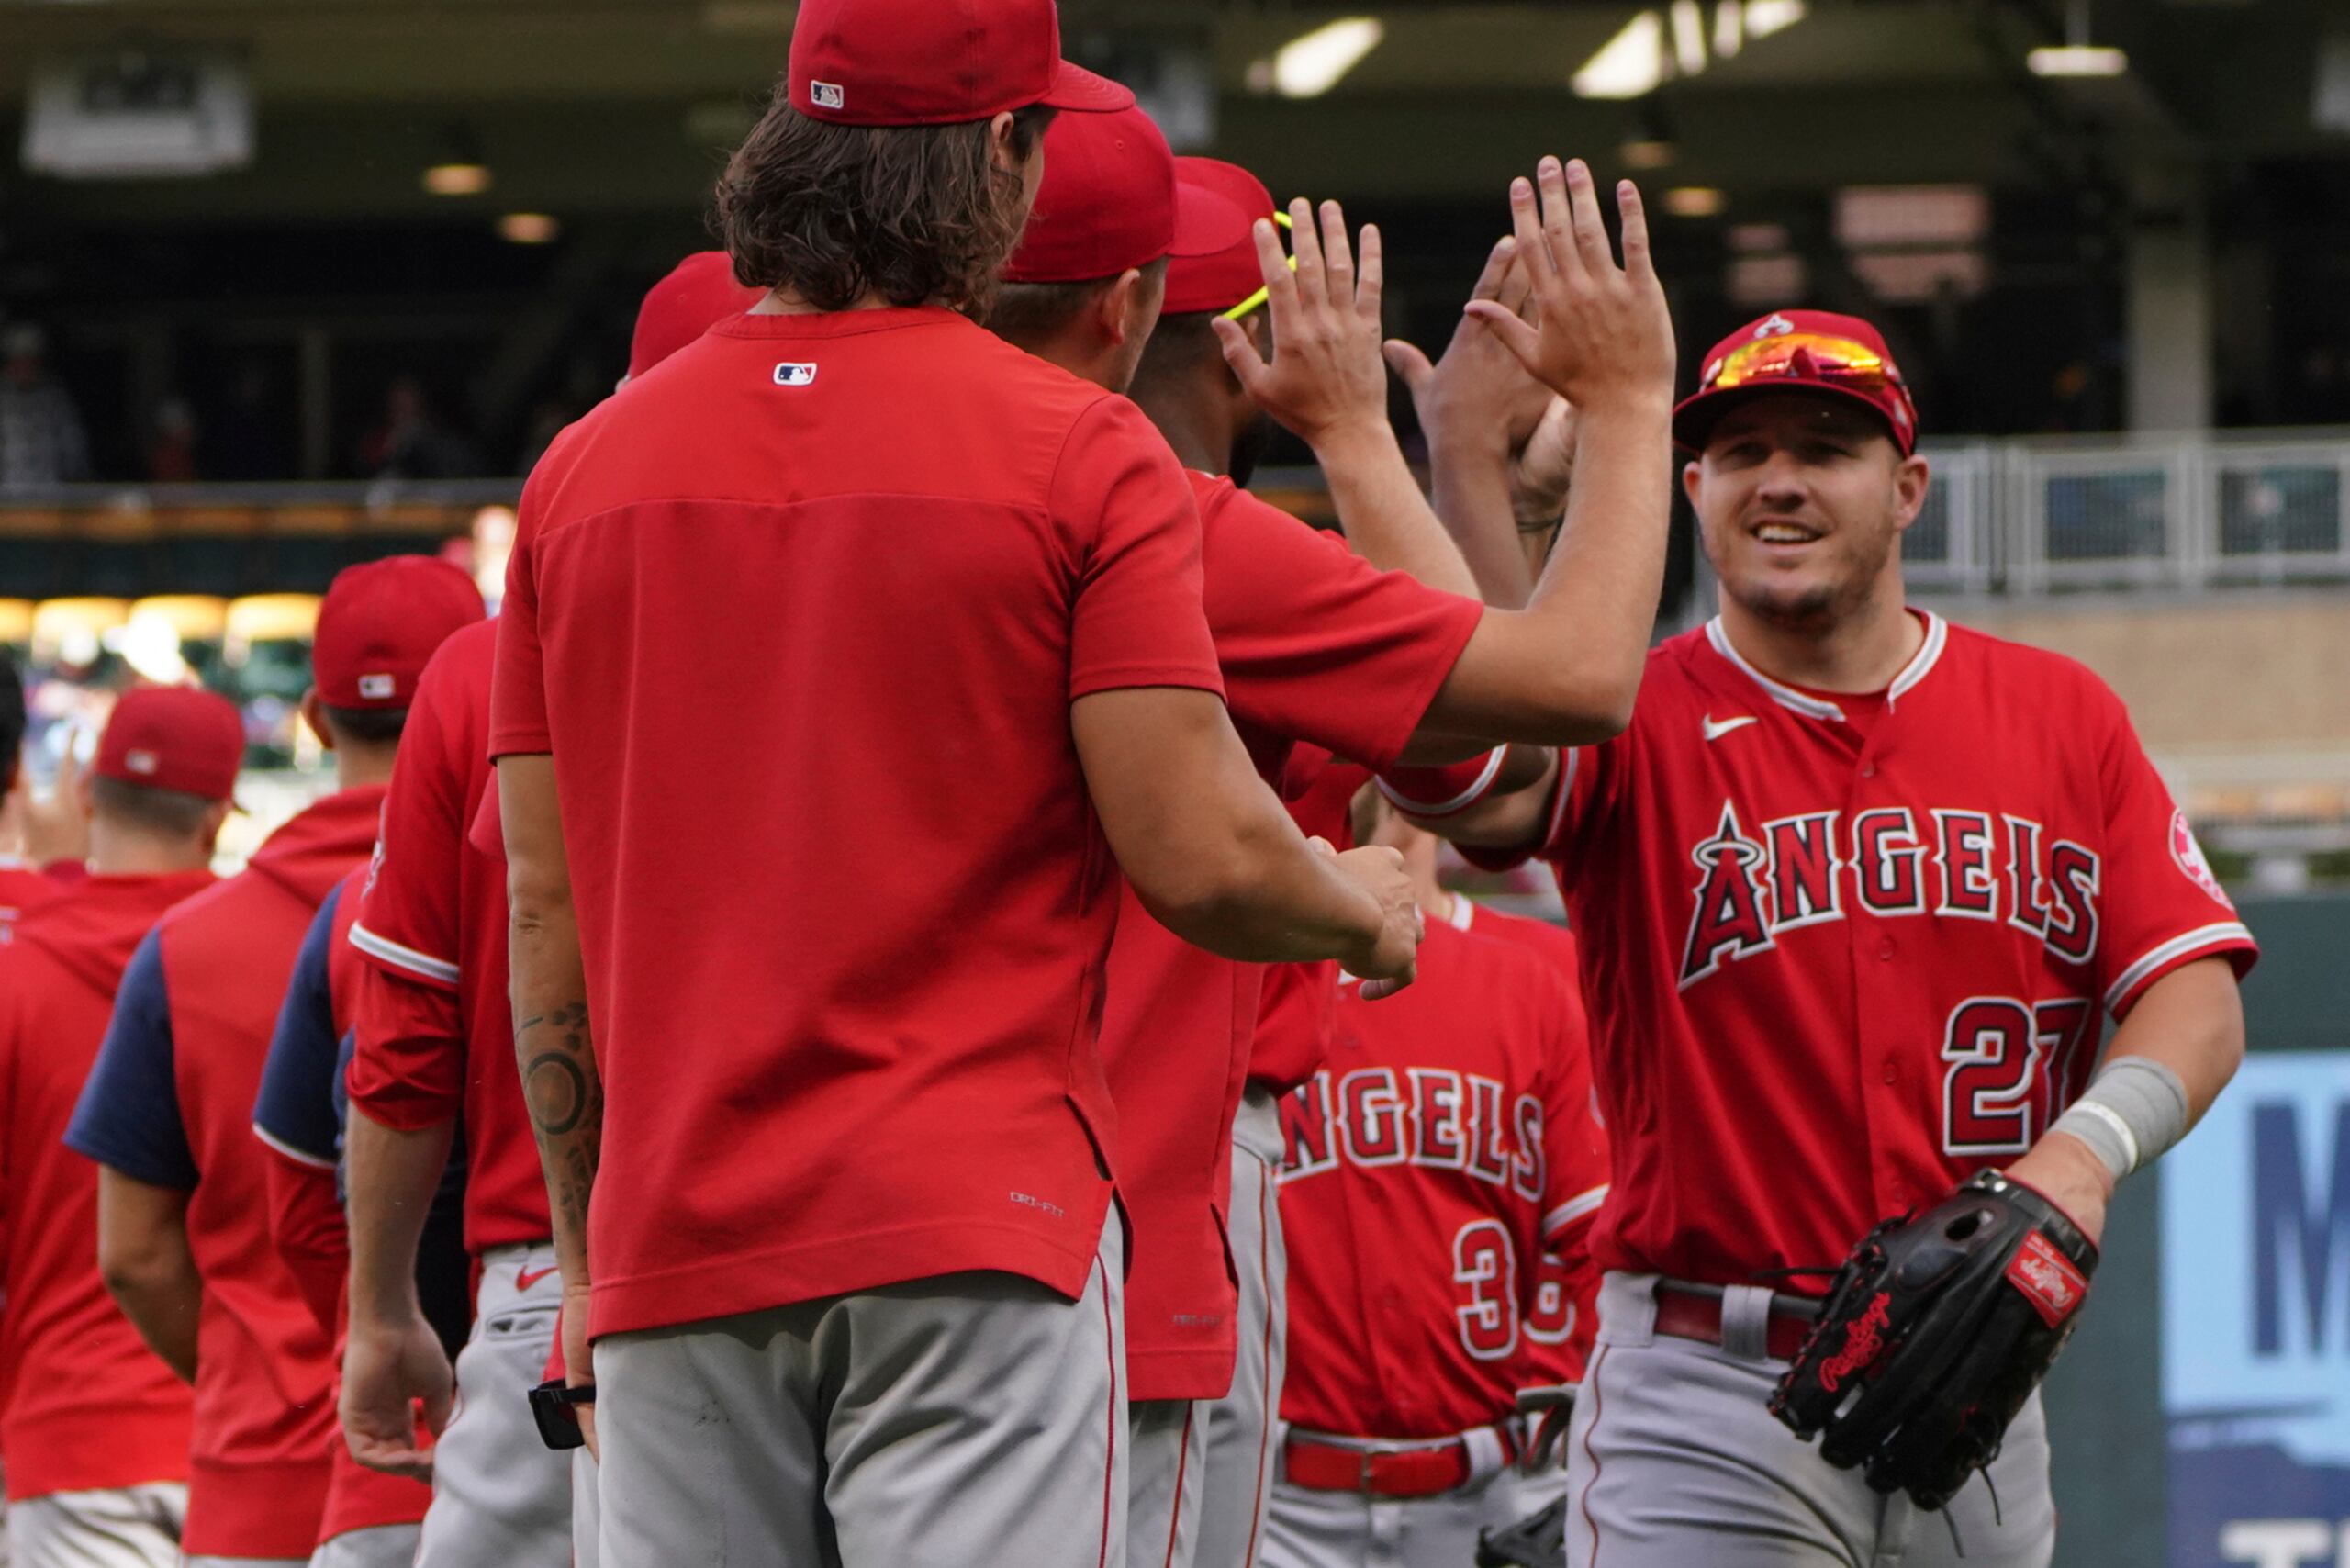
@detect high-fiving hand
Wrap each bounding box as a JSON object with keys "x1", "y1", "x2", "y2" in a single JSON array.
[
  {"x1": 1465, "y1": 159, "x2": 1674, "y2": 415},
  {"x1": 1212, "y1": 198, "x2": 1391, "y2": 450}
]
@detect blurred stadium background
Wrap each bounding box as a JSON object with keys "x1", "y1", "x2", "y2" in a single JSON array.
[{"x1": 1, "y1": 4, "x2": 2344, "y2": 1564}]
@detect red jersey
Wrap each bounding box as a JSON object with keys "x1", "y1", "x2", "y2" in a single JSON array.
[
  {"x1": 254, "y1": 861, "x2": 438, "y2": 1545},
  {"x1": 1107, "y1": 474, "x2": 1481, "y2": 1400},
  {"x1": 347, "y1": 619, "x2": 545, "y2": 1254},
  {"x1": 0, "y1": 871, "x2": 211, "y2": 1501},
  {"x1": 68, "y1": 788, "x2": 383, "y2": 1557},
  {"x1": 1277, "y1": 917, "x2": 1608, "y2": 1439},
  {"x1": 1480, "y1": 612, "x2": 2259, "y2": 1288},
  {"x1": 488, "y1": 308, "x2": 1225, "y2": 1338},
  {"x1": 1250, "y1": 747, "x2": 1372, "y2": 1099},
  {"x1": 0, "y1": 860, "x2": 61, "y2": 935},
  {"x1": 1448, "y1": 901, "x2": 1602, "y2": 1390}
]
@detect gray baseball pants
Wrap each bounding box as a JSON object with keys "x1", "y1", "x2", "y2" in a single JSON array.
[
  {"x1": 413, "y1": 1241, "x2": 573, "y2": 1568},
  {"x1": 594, "y1": 1215, "x2": 1127, "y2": 1567},
  {"x1": 1192, "y1": 1088, "x2": 1290, "y2": 1568},
  {"x1": 1259, "y1": 1461, "x2": 1564, "y2": 1568},
  {"x1": 5, "y1": 1484, "x2": 185, "y2": 1568},
  {"x1": 1565, "y1": 1272, "x2": 2055, "y2": 1568},
  {"x1": 307, "y1": 1524, "x2": 419, "y2": 1568}
]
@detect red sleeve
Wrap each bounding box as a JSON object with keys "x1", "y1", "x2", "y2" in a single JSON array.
[
  {"x1": 2087, "y1": 685, "x2": 2258, "y2": 1016},
  {"x1": 1377, "y1": 748, "x2": 1507, "y2": 819},
  {"x1": 353, "y1": 669, "x2": 466, "y2": 991},
  {"x1": 487, "y1": 532, "x2": 550, "y2": 760},
  {"x1": 1455, "y1": 732, "x2": 1629, "y2": 876},
  {"x1": 1200, "y1": 488, "x2": 1483, "y2": 773},
  {"x1": 345, "y1": 960, "x2": 466, "y2": 1131},
  {"x1": 1058, "y1": 398, "x2": 1225, "y2": 701},
  {"x1": 263, "y1": 1149, "x2": 347, "y2": 1337}
]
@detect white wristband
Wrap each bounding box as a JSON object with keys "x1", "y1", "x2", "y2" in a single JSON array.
[{"x1": 2048, "y1": 1057, "x2": 2190, "y2": 1182}]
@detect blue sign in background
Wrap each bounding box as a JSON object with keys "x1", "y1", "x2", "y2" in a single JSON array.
[{"x1": 2163, "y1": 1053, "x2": 2350, "y2": 1568}]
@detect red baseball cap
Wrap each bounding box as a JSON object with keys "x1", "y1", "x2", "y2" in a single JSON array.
[
  {"x1": 312, "y1": 556, "x2": 487, "y2": 711},
  {"x1": 1002, "y1": 106, "x2": 1176, "y2": 284},
  {"x1": 96, "y1": 687, "x2": 245, "y2": 801},
  {"x1": 1674, "y1": 309, "x2": 1920, "y2": 455},
  {"x1": 1162, "y1": 158, "x2": 1281, "y2": 317},
  {"x1": 630, "y1": 252, "x2": 764, "y2": 379},
  {"x1": 789, "y1": 0, "x2": 1134, "y2": 128}
]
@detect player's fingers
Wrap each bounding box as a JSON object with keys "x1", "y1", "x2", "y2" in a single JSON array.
[
  {"x1": 420, "y1": 1379, "x2": 454, "y2": 1439},
  {"x1": 1306, "y1": 834, "x2": 1337, "y2": 857},
  {"x1": 1466, "y1": 236, "x2": 1516, "y2": 305},
  {"x1": 1505, "y1": 175, "x2": 1554, "y2": 284},
  {"x1": 1287, "y1": 197, "x2": 1326, "y2": 305},
  {"x1": 1462, "y1": 301, "x2": 1545, "y2": 373},
  {"x1": 1537, "y1": 158, "x2": 1586, "y2": 284},
  {"x1": 1382, "y1": 339, "x2": 1435, "y2": 394},
  {"x1": 1211, "y1": 315, "x2": 1272, "y2": 398},
  {"x1": 1564, "y1": 158, "x2": 1614, "y2": 275},
  {"x1": 579, "y1": 1406, "x2": 601, "y2": 1463},
  {"x1": 1355, "y1": 222, "x2": 1383, "y2": 322},
  {"x1": 1616, "y1": 178, "x2": 1655, "y2": 279},
  {"x1": 1318, "y1": 200, "x2": 1355, "y2": 304},
  {"x1": 1495, "y1": 248, "x2": 1537, "y2": 319},
  {"x1": 1249, "y1": 217, "x2": 1301, "y2": 322}
]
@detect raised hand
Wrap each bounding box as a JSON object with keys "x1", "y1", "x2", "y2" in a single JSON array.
[
  {"x1": 1382, "y1": 235, "x2": 1551, "y2": 457},
  {"x1": 1466, "y1": 159, "x2": 1673, "y2": 415},
  {"x1": 341, "y1": 1308, "x2": 454, "y2": 1482},
  {"x1": 1212, "y1": 198, "x2": 1390, "y2": 450},
  {"x1": 1510, "y1": 395, "x2": 1580, "y2": 529}
]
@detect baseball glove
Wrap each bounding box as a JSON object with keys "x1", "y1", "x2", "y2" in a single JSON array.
[
  {"x1": 1768, "y1": 1169, "x2": 2098, "y2": 1512},
  {"x1": 1475, "y1": 1494, "x2": 1565, "y2": 1567}
]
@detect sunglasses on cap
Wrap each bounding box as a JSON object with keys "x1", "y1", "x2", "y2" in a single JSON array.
[
  {"x1": 1221, "y1": 209, "x2": 1299, "y2": 322},
  {"x1": 1700, "y1": 331, "x2": 1905, "y2": 398}
]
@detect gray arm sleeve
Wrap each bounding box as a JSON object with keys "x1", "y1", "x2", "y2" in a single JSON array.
[{"x1": 2047, "y1": 1056, "x2": 2191, "y2": 1181}]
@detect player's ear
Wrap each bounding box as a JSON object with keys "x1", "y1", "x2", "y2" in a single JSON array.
[
  {"x1": 198, "y1": 799, "x2": 232, "y2": 851},
  {"x1": 1889, "y1": 452, "x2": 1931, "y2": 534},
  {"x1": 1680, "y1": 457, "x2": 1705, "y2": 510},
  {"x1": 300, "y1": 689, "x2": 337, "y2": 754},
  {"x1": 1100, "y1": 271, "x2": 1143, "y2": 347}
]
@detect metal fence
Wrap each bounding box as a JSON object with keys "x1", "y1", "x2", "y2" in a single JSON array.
[{"x1": 1905, "y1": 430, "x2": 2350, "y2": 595}]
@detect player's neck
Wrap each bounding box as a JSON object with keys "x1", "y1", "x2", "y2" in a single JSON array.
[
  {"x1": 750, "y1": 286, "x2": 893, "y2": 316},
  {"x1": 87, "y1": 820, "x2": 210, "y2": 878},
  {"x1": 1718, "y1": 589, "x2": 1923, "y2": 696},
  {"x1": 1131, "y1": 386, "x2": 1232, "y2": 478}
]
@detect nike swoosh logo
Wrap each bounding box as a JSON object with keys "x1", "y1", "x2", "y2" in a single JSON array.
[
  {"x1": 1703, "y1": 715, "x2": 1761, "y2": 742},
  {"x1": 516, "y1": 1265, "x2": 562, "y2": 1293}
]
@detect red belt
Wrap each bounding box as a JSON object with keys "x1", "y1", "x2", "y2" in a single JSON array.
[
  {"x1": 1652, "y1": 1283, "x2": 1818, "y2": 1361},
  {"x1": 1282, "y1": 1425, "x2": 1518, "y2": 1499}
]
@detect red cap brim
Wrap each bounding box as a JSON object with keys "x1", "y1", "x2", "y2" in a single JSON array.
[
  {"x1": 1672, "y1": 381, "x2": 1915, "y2": 457},
  {"x1": 1040, "y1": 59, "x2": 1136, "y2": 113}
]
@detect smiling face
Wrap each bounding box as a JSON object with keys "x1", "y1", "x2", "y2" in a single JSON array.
[{"x1": 1683, "y1": 392, "x2": 1930, "y2": 633}]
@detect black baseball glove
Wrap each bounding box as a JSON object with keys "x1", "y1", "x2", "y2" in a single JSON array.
[
  {"x1": 1476, "y1": 1494, "x2": 1565, "y2": 1567},
  {"x1": 1768, "y1": 1169, "x2": 2098, "y2": 1512}
]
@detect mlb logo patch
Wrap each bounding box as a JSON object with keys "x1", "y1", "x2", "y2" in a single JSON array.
[
  {"x1": 810, "y1": 81, "x2": 845, "y2": 110},
  {"x1": 359, "y1": 673, "x2": 396, "y2": 700},
  {"x1": 773, "y1": 363, "x2": 818, "y2": 387},
  {"x1": 126, "y1": 748, "x2": 160, "y2": 776}
]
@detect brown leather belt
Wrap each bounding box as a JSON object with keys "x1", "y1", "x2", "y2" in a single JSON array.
[
  {"x1": 1652, "y1": 1282, "x2": 1819, "y2": 1361},
  {"x1": 1281, "y1": 1423, "x2": 1519, "y2": 1499}
]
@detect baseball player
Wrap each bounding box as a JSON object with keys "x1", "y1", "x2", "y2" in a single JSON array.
[
  {"x1": 1427, "y1": 302, "x2": 2261, "y2": 1567},
  {"x1": 1098, "y1": 155, "x2": 1670, "y2": 1568},
  {"x1": 334, "y1": 252, "x2": 769, "y2": 1568},
  {"x1": 983, "y1": 119, "x2": 1673, "y2": 1566},
  {"x1": 252, "y1": 857, "x2": 471, "y2": 1568},
  {"x1": 1266, "y1": 795, "x2": 1606, "y2": 1568},
  {"x1": 65, "y1": 558, "x2": 482, "y2": 1567},
  {"x1": 489, "y1": 0, "x2": 1436, "y2": 1558},
  {"x1": 0, "y1": 688, "x2": 226, "y2": 1567}
]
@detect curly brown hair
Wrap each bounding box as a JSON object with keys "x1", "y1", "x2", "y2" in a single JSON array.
[{"x1": 717, "y1": 93, "x2": 1055, "y2": 315}]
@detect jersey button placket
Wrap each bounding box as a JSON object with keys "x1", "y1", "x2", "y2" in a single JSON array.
[{"x1": 1849, "y1": 750, "x2": 1905, "y2": 1218}]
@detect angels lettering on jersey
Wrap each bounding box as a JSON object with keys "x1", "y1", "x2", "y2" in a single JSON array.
[
  {"x1": 1282, "y1": 1061, "x2": 1547, "y2": 1204},
  {"x1": 1679, "y1": 801, "x2": 2101, "y2": 991}
]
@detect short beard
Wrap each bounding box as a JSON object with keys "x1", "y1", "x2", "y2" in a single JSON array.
[
  {"x1": 1228, "y1": 412, "x2": 1276, "y2": 490},
  {"x1": 1719, "y1": 528, "x2": 1898, "y2": 634}
]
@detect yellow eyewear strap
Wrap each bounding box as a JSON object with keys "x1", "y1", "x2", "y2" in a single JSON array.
[{"x1": 1220, "y1": 209, "x2": 1299, "y2": 322}]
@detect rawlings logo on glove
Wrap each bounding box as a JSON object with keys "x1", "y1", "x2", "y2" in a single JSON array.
[{"x1": 1767, "y1": 1170, "x2": 2099, "y2": 1512}]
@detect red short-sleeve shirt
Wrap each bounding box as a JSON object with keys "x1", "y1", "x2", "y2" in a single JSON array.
[
  {"x1": 487, "y1": 308, "x2": 1225, "y2": 1338},
  {"x1": 1107, "y1": 475, "x2": 1483, "y2": 1400}
]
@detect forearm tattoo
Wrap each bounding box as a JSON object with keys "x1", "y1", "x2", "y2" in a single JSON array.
[{"x1": 516, "y1": 1001, "x2": 600, "y2": 1247}]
